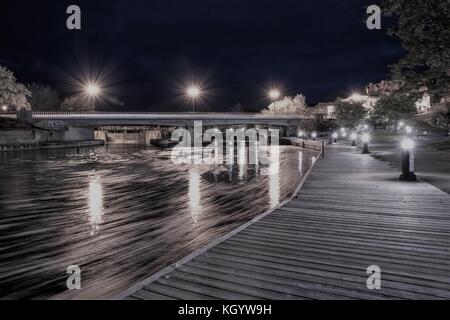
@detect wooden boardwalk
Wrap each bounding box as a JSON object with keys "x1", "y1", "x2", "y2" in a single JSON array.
[{"x1": 118, "y1": 144, "x2": 450, "y2": 300}]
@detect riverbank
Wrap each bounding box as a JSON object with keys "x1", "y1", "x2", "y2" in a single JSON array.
[
  {"x1": 120, "y1": 143, "x2": 450, "y2": 300},
  {"x1": 0, "y1": 140, "x2": 105, "y2": 152}
]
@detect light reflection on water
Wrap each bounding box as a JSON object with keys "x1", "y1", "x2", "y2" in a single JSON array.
[
  {"x1": 188, "y1": 168, "x2": 202, "y2": 224},
  {"x1": 87, "y1": 174, "x2": 104, "y2": 235},
  {"x1": 0, "y1": 144, "x2": 318, "y2": 299}
]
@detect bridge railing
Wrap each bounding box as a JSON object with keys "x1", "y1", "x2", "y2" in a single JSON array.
[{"x1": 31, "y1": 112, "x2": 309, "y2": 120}]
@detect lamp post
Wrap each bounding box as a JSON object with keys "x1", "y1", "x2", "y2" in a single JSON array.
[
  {"x1": 350, "y1": 132, "x2": 357, "y2": 147},
  {"x1": 311, "y1": 132, "x2": 317, "y2": 141},
  {"x1": 361, "y1": 133, "x2": 370, "y2": 154},
  {"x1": 399, "y1": 138, "x2": 417, "y2": 181},
  {"x1": 186, "y1": 86, "x2": 201, "y2": 113},
  {"x1": 1, "y1": 105, "x2": 8, "y2": 113},
  {"x1": 269, "y1": 89, "x2": 281, "y2": 113}
]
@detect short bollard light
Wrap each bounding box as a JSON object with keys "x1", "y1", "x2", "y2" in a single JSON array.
[
  {"x1": 332, "y1": 132, "x2": 338, "y2": 143},
  {"x1": 361, "y1": 133, "x2": 370, "y2": 154},
  {"x1": 350, "y1": 132, "x2": 357, "y2": 146},
  {"x1": 405, "y1": 126, "x2": 413, "y2": 135},
  {"x1": 399, "y1": 138, "x2": 417, "y2": 181},
  {"x1": 312, "y1": 132, "x2": 317, "y2": 141}
]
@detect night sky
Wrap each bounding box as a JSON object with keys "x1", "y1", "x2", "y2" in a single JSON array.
[{"x1": 0, "y1": 0, "x2": 405, "y2": 112}]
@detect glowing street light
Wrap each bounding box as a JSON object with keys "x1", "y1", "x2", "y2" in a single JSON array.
[
  {"x1": 398, "y1": 121, "x2": 405, "y2": 129},
  {"x1": 332, "y1": 132, "x2": 338, "y2": 143},
  {"x1": 405, "y1": 126, "x2": 413, "y2": 135},
  {"x1": 361, "y1": 133, "x2": 371, "y2": 154},
  {"x1": 84, "y1": 82, "x2": 101, "y2": 110},
  {"x1": 186, "y1": 86, "x2": 201, "y2": 113},
  {"x1": 350, "y1": 132, "x2": 357, "y2": 146},
  {"x1": 350, "y1": 93, "x2": 363, "y2": 102},
  {"x1": 1, "y1": 105, "x2": 8, "y2": 112},
  {"x1": 311, "y1": 132, "x2": 317, "y2": 141},
  {"x1": 399, "y1": 138, "x2": 417, "y2": 181},
  {"x1": 269, "y1": 89, "x2": 281, "y2": 100},
  {"x1": 269, "y1": 89, "x2": 281, "y2": 113},
  {"x1": 401, "y1": 138, "x2": 415, "y2": 151},
  {"x1": 85, "y1": 83, "x2": 100, "y2": 97}
]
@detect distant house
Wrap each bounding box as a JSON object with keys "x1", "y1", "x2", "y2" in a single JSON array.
[
  {"x1": 311, "y1": 102, "x2": 336, "y2": 119},
  {"x1": 365, "y1": 80, "x2": 432, "y2": 114}
]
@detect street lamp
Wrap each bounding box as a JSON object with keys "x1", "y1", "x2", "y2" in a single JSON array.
[
  {"x1": 269, "y1": 89, "x2": 281, "y2": 113},
  {"x1": 350, "y1": 93, "x2": 364, "y2": 102},
  {"x1": 186, "y1": 86, "x2": 201, "y2": 113},
  {"x1": 311, "y1": 132, "x2": 317, "y2": 141},
  {"x1": 84, "y1": 82, "x2": 101, "y2": 110},
  {"x1": 1, "y1": 105, "x2": 8, "y2": 112},
  {"x1": 332, "y1": 132, "x2": 338, "y2": 143},
  {"x1": 405, "y1": 126, "x2": 413, "y2": 135},
  {"x1": 399, "y1": 138, "x2": 417, "y2": 181},
  {"x1": 361, "y1": 133, "x2": 371, "y2": 154},
  {"x1": 350, "y1": 132, "x2": 357, "y2": 146}
]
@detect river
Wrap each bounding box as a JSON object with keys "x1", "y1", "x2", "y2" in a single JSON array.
[{"x1": 0, "y1": 145, "x2": 318, "y2": 299}]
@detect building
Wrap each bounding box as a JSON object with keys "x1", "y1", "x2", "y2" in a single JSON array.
[
  {"x1": 365, "y1": 80, "x2": 432, "y2": 114},
  {"x1": 365, "y1": 80, "x2": 400, "y2": 96},
  {"x1": 311, "y1": 102, "x2": 336, "y2": 119}
]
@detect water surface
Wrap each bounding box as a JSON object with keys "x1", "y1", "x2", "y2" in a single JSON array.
[{"x1": 0, "y1": 145, "x2": 318, "y2": 299}]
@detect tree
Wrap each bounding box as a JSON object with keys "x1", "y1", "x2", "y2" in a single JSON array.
[
  {"x1": 382, "y1": 0, "x2": 450, "y2": 102},
  {"x1": 0, "y1": 65, "x2": 31, "y2": 111},
  {"x1": 432, "y1": 109, "x2": 450, "y2": 129},
  {"x1": 60, "y1": 95, "x2": 93, "y2": 112},
  {"x1": 370, "y1": 92, "x2": 417, "y2": 126},
  {"x1": 314, "y1": 117, "x2": 337, "y2": 133},
  {"x1": 27, "y1": 83, "x2": 60, "y2": 111},
  {"x1": 262, "y1": 94, "x2": 307, "y2": 114},
  {"x1": 334, "y1": 100, "x2": 367, "y2": 129}
]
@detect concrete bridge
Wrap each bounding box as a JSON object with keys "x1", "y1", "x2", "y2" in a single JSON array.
[{"x1": 24, "y1": 112, "x2": 313, "y2": 143}]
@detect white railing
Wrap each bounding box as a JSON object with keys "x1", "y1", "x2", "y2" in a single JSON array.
[
  {"x1": 32, "y1": 112, "x2": 308, "y2": 120},
  {"x1": 0, "y1": 113, "x2": 17, "y2": 119}
]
